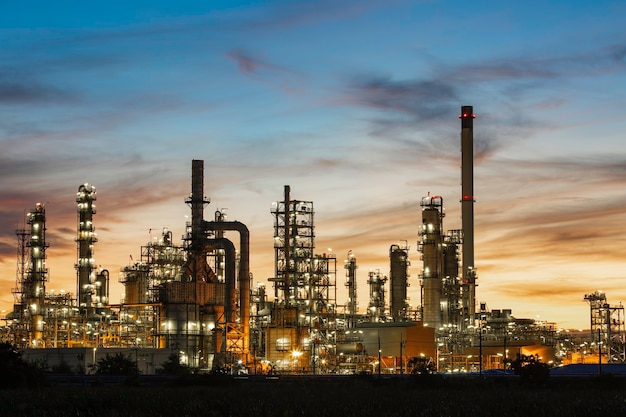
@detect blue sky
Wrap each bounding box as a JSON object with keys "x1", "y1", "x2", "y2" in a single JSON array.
[{"x1": 1, "y1": 0, "x2": 625, "y2": 329}]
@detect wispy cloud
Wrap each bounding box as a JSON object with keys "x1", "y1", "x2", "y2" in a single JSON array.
[
  {"x1": 344, "y1": 76, "x2": 457, "y2": 120},
  {"x1": 329, "y1": 38, "x2": 626, "y2": 171},
  {"x1": 0, "y1": 79, "x2": 75, "y2": 104},
  {"x1": 225, "y1": 47, "x2": 309, "y2": 95},
  {"x1": 226, "y1": 49, "x2": 267, "y2": 75}
]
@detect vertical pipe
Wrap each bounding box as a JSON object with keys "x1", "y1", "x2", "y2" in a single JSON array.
[
  {"x1": 460, "y1": 106, "x2": 476, "y2": 327},
  {"x1": 203, "y1": 220, "x2": 251, "y2": 359},
  {"x1": 203, "y1": 238, "x2": 236, "y2": 337}
]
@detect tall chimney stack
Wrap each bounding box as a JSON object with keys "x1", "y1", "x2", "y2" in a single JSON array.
[{"x1": 460, "y1": 106, "x2": 476, "y2": 328}]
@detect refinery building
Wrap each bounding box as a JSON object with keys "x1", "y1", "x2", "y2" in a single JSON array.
[{"x1": 2, "y1": 107, "x2": 624, "y2": 374}]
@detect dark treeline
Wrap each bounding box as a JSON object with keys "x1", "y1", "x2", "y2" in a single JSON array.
[{"x1": 1, "y1": 373, "x2": 625, "y2": 417}]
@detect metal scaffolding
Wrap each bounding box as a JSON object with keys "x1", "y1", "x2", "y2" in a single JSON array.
[
  {"x1": 267, "y1": 186, "x2": 337, "y2": 372},
  {"x1": 584, "y1": 291, "x2": 626, "y2": 363}
]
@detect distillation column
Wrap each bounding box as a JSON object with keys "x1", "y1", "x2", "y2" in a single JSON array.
[
  {"x1": 419, "y1": 195, "x2": 444, "y2": 330},
  {"x1": 389, "y1": 244, "x2": 410, "y2": 321},
  {"x1": 76, "y1": 184, "x2": 97, "y2": 313},
  {"x1": 344, "y1": 251, "x2": 358, "y2": 316},
  {"x1": 367, "y1": 270, "x2": 387, "y2": 321},
  {"x1": 24, "y1": 203, "x2": 48, "y2": 347}
]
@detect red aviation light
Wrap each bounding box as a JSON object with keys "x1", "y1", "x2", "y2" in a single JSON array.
[
  {"x1": 462, "y1": 195, "x2": 475, "y2": 201},
  {"x1": 459, "y1": 113, "x2": 476, "y2": 119}
]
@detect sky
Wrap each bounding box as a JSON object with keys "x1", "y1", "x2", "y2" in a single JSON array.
[{"x1": 1, "y1": 0, "x2": 625, "y2": 330}]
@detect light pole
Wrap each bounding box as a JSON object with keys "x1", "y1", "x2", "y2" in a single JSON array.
[
  {"x1": 378, "y1": 334, "x2": 381, "y2": 377},
  {"x1": 479, "y1": 326, "x2": 483, "y2": 376},
  {"x1": 399, "y1": 334, "x2": 404, "y2": 374},
  {"x1": 598, "y1": 328, "x2": 602, "y2": 375}
]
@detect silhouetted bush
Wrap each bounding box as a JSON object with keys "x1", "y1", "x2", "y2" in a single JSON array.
[
  {"x1": 0, "y1": 342, "x2": 47, "y2": 388},
  {"x1": 95, "y1": 352, "x2": 140, "y2": 376},
  {"x1": 511, "y1": 353, "x2": 550, "y2": 384}
]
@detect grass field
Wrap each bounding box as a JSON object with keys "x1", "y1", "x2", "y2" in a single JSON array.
[{"x1": 2, "y1": 375, "x2": 625, "y2": 417}]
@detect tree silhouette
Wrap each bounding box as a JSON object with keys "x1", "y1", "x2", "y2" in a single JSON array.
[
  {"x1": 0, "y1": 342, "x2": 46, "y2": 388},
  {"x1": 511, "y1": 353, "x2": 550, "y2": 383},
  {"x1": 94, "y1": 352, "x2": 140, "y2": 375}
]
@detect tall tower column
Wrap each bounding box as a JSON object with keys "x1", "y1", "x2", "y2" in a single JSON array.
[
  {"x1": 460, "y1": 106, "x2": 477, "y2": 328},
  {"x1": 76, "y1": 184, "x2": 97, "y2": 314},
  {"x1": 26, "y1": 203, "x2": 48, "y2": 346},
  {"x1": 419, "y1": 195, "x2": 444, "y2": 330},
  {"x1": 389, "y1": 244, "x2": 409, "y2": 321},
  {"x1": 183, "y1": 160, "x2": 211, "y2": 282},
  {"x1": 344, "y1": 251, "x2": 358, "y2": 316}
]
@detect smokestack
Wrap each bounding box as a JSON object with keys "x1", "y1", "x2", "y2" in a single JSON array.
[
  {"x1": 183, "y1": 160, "x2": 212, "y2": 282},
  {"x1": 460, "y1": 105, "x2": 476, "y2": 327},
  {"x1": 190, "y1": 160, "x2": 209, "y2": 245}
]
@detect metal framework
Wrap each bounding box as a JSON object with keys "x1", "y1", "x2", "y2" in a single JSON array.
[
  {"x1": 442, "y1": 230, "x2": 462, "y2": 328},
  {"x1": 584, "y1": 291, "x2": 626, "y2": 362},
  {"x1": 267, "y1": 187, "x2": 337, "y2": 371},
  {"x1": 270, "y1": 188, "x2": 315, "y2": 307}
]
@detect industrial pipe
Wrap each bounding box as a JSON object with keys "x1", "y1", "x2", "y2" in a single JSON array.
[
  {"x1": 203, "y1": 238, "x2": 236, "y2": 335},
  {"x1": 203, "y1": 221, "x2": 250, "y2": 359}
]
